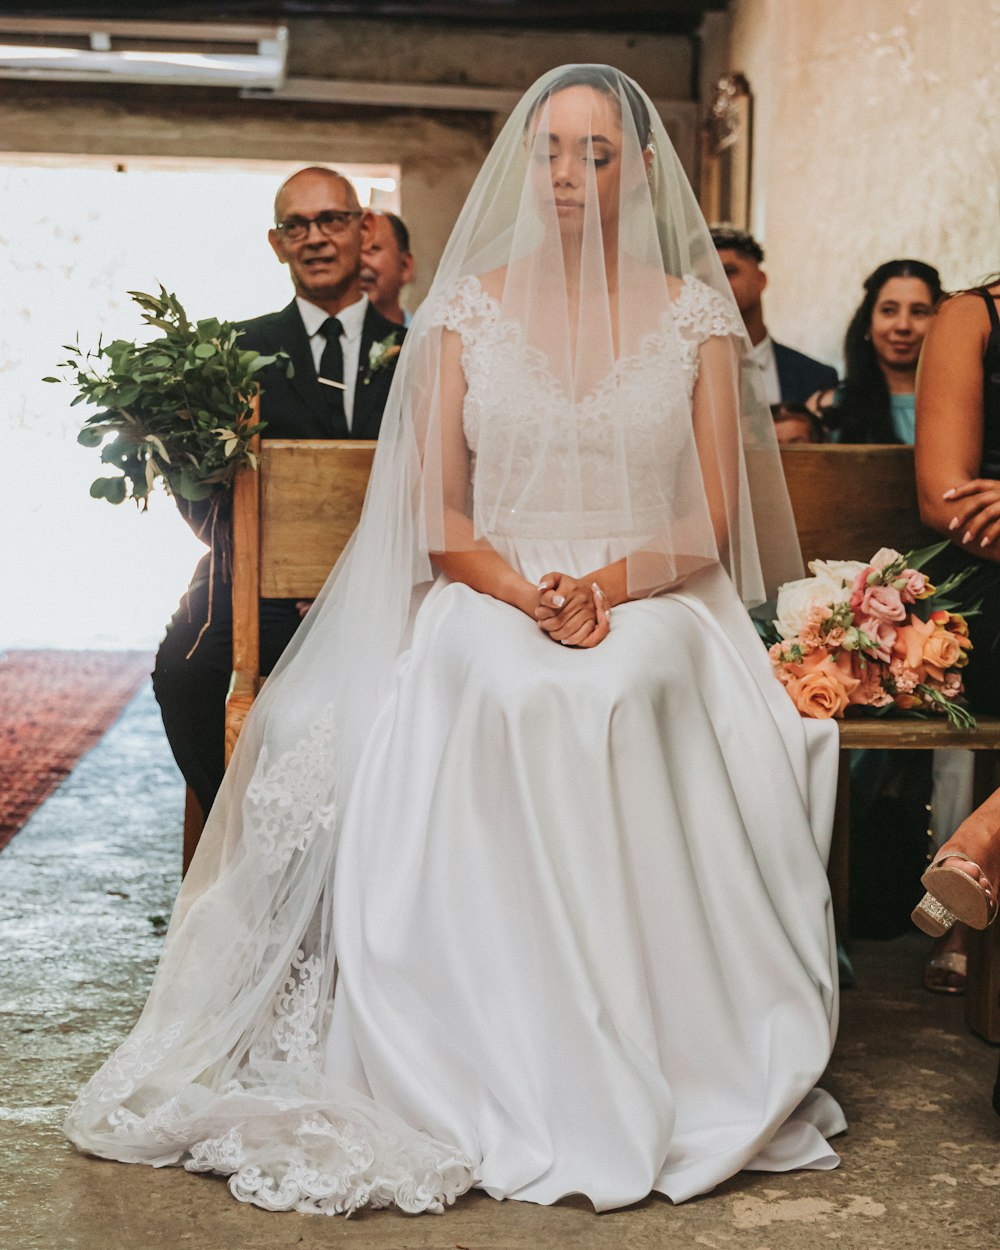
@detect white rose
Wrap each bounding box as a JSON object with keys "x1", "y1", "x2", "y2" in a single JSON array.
[
  {"x1": 869, "y1": 547, "x2": 904, "y2": 572},
  {"x1": 774, "y1": 576, "x2": 833, "y2": 640},
  {"x1": 807, "y1": 559, "x2": 868, "y2": 602}
]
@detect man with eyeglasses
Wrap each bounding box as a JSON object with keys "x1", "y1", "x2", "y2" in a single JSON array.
[{"x1": 153, "y1": 166, "x2": 405, "y2": 826}]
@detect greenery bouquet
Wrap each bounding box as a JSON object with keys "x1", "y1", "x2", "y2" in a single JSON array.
[{"x1": 48, "y1": 286, "x2": 286, "y2": 514}]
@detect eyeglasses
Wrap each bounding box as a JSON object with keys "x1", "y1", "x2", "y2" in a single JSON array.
[{"x1": 274, "y1": 210, "x2": 363, "y2": 241}]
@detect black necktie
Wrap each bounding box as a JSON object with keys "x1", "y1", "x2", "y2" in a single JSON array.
[{"x1": 318, "y1": 316, "x2": 347, "y2": 436}]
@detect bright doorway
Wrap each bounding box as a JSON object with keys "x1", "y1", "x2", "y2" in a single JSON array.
[{"x1": 0, "y1": 153, "x2": 399, "y2": 649}]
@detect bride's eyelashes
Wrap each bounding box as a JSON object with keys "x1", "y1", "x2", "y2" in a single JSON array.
[{"x1": 529, "y1": 141, "x2": 615, "y2": 167}]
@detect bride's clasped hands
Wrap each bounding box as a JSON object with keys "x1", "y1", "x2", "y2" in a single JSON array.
[{"x1": 534, "y1": 571, "x2": 612, "y2": 646}]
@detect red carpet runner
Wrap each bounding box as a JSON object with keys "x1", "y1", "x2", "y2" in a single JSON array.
[{"x1": 0, "y1": 649, "x2": 152, "y2": 851}]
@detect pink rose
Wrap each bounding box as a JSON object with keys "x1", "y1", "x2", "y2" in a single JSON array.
[
  {"x1": 858, "y1": 615, "x2": 897, "y2": 662},
  {"x1": 849, "y1": 567, "x2": 875, "y2": 612},
  {"x1": 898, "y1": 569, "x2": 930, "y2": 604},
  {"x1": 858, "y1": 583, "x2": 906, "y2": 623}
]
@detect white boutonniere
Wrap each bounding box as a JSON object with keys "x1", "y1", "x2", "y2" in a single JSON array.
[{"x1": 363, "y1": 332, "x2": 402, "y2": 384}]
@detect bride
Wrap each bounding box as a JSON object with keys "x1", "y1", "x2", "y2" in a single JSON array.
[{"x1": 66, "y1": 65, "x2": 845, "y2": 1214}]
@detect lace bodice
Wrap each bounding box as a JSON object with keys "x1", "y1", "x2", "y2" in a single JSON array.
[{"x1": 429, "y1": 274, "x2": 743, "y2": 539}]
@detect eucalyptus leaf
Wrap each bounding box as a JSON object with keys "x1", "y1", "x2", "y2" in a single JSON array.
[{"x1": 90, "y1": 476, "x2": 128, "y2": 504}]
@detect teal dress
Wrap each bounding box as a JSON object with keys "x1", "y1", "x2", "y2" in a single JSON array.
[
  {"x1": 828, "y1": 390, "x2": 915, "y2": 445},
  {"x1": 889, "y1": 393, "x2": 915, "y2": 444}
]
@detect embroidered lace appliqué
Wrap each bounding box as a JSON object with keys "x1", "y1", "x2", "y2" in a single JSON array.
[
  {"x1": 244, "y1": 706, "x2": 338, "y2": 875},
  {"x1": 186, "y1": 1126, "x2": 246, "y2": 1173},
  {"x1": 185, "y1": 1111, "x2": 473, "y2": 1216},
  {"x1": 107, "y1": 1097, "x2": 187, "y2": 1145},
  {"x1": 272, "y1": 949, "x2": 324, "y2": 1065},
  {"x1": 66, "y1": 1021, "x2": 184, "y2": 1117}
]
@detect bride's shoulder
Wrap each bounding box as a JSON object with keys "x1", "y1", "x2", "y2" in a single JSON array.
[
  {"x1": 429, "y1": 269, "x2": 505, "y2": 334},
  {"x1": 667, "y1": 274, "x2": 743, "y2": 341}
]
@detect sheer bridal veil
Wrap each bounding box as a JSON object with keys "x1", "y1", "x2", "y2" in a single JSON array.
[{"x1": 66, "y1": 65, "x2": 802, "y2": 1214}]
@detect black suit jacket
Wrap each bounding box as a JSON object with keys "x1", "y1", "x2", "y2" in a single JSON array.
[
  {"x1": 237, "y1": 299, "x2": 405, "y2": 440},
  {"x1": 179, "y1": 299, "x2": 403, "y2": 557},
  {"x1": 772, "y1": 341, "x2": 838, "y2": 406}
]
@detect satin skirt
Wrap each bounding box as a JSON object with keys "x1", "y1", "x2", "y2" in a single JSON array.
[{"x1": 326, "y1": 541, "x2": 845, "y2": 1207}]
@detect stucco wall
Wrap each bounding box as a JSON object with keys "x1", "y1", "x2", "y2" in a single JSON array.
[{"x1": 728, "y1": 0, "x2": 1000, "y2": 369}]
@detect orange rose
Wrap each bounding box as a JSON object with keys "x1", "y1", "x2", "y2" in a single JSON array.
[
  {"x1": 922, "y1": 630, "x2": 963, "y2": 682},
  {"x1": 785, "y1": 655, "x2": 859, "y2": 719},
  {"x1": 892, "y1": 616, "x2": 935, "y2": 676}
]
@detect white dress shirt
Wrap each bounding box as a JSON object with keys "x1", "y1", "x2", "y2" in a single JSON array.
[
  {"x1": 296, "y1": 294, "x2": 368, "y2": 431},
  {"x1": 752, "y1": 334, "x2": 781, "y2": 407}
]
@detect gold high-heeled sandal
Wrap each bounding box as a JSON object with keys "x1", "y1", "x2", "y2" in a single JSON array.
[{"x1": 911, "y1": 851, "x2": 999, "y2": 937}]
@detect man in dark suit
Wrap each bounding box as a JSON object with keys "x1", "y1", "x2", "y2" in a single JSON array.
[
  {"x1": 360, "y1": 211, "x2": 415, "y2": 327},
  {"x1": 153, "y1": 167, "x2": 404, "y2": 819},
  {"x1": 710, "y1": 226, "x2": 838, "y2": 406}
]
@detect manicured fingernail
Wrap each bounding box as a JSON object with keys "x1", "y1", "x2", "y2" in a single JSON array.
[
  {"x1": 538, "y1": 580, "x2": 550, "y2": 590},
  {"x1": 981, "y1": 536, "x2": 991, "y2": 548},
  {"x1": 962, "y1": 531, "x2": 972, "y2": 544},
  {"x1": 943, "y1": 488, "x2": 956, "y2": 499},
  {"x1": 552, "y1": 594, "x2": 565, "y2": 607},
  {"x1": 948, "y1": 516, "x2": 959, "y2": 530}
]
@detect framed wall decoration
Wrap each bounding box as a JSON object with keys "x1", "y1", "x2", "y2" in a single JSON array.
[{"x1": 700, "y1": 72, "x2": 752, "y2": 228}]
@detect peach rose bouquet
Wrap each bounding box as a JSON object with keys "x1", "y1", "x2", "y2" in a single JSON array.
[{"x1": 766, "y1": 545, "x2": 977, "y2": 727}]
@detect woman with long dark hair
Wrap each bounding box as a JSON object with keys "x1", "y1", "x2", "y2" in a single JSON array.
[
  {"x1": 813, "y1": 263, "x2": 945, "y2": 962},
  {"x1": 813, "y1": 259, "x2": 942, "y2": 444}
]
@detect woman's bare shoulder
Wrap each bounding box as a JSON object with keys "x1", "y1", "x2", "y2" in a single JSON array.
[
  {"x1": 938, "y1": 289, "x2": 993, "y2": 322},
  {"x1": 931, "y1": 290, "x2": 992, "y2": 344}
]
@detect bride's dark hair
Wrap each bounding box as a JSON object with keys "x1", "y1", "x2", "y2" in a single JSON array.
[{"x1": 524, "y1": 64, "x2": 652, "y2": 147}]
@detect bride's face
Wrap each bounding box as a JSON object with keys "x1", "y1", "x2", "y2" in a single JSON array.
[{"x1": 528, "y1": 85, "x2": 626, "y2": 233}]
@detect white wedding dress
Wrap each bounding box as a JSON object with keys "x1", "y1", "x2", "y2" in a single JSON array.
[{"x1": 66, "y1": 275, "x2": 845, "y2": 1213}]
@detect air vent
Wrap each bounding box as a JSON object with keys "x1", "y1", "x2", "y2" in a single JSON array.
[{"x1": 0, "y1": 18, "x2": 288, "y2": 89}]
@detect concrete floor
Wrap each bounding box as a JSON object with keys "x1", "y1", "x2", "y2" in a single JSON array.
[{"x1": 1, "y1": 687, "x2": 998, "y2": 1250}]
